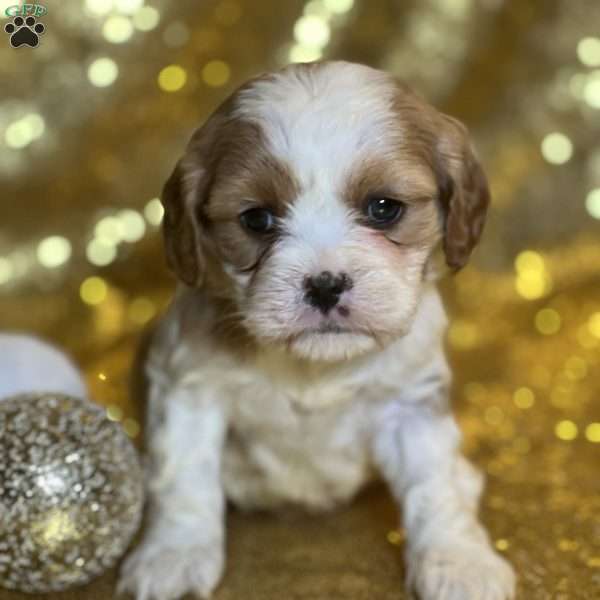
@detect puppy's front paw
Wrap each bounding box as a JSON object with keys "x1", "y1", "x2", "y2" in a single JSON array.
[
  {"x1": 117, "y1": 539, "x2": 224, "y2": 600},
  {"x1": 408, "y1": 544, "x2": 516, "y2": 600}
]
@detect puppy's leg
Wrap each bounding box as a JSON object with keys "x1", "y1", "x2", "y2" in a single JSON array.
[
  {"x1": 373, "y1": 405, "x2": 515, "y2": 600},
  {"x1": 118, "y1": 384, "x2": 227, "y2": 600}
]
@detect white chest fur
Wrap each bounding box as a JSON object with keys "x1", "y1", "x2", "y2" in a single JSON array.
[{"x1": 222, "y1": 375, "x2": 376, "y2": 511}]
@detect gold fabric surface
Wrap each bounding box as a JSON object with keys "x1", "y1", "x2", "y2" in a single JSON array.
[{"x1": 1, "y1": 0, "x2": 599, "y2": 599}]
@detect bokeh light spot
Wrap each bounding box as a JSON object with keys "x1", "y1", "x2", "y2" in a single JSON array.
[
  {"x1": 513, "y1": 387, "x2": 535, "y2": 409},
  {"x1": 294, "y1": 15, "x2": 331, "y2": 48},
  {"x1": 535, "y1": 308, "x2": 561, "y2": 335},
  {"x1": 585, "y1": 423, "x2": 600, "y2": 443},
  {"x1": 515, "y1": 273, "x2": 550, "y2": 299},
  {"x1": 588, "y1": 312, "x2": 600, "y2": 338},
  {"x1": 36, "y1": 236, "x2": 72, "y2": 268},
  {"x1": 577, "y1": 37, "x2": 600, "y2": 67},
  {"x1": 514, "y1": 251, "x2": 551, "y2": 300},
  {"x1": 585, "y1": 188, "x2": 600, "y2": 219},
  {"x1": 515, "y1": 250, "x2": 544, "y2": 272},
  {"x1": 133, "y1": 5, "x2": 160, "y2": 31},
  {"x1": 5, "y1": 122, "x2": 31, "y2": 149},
  {"x1": 158, "y1": 65, "x2": 187, "y2": 92},
  {"x1": 304, "y1": 0, "x2": 330, "y2": 18},
  {"x1": 25, "y1": 114, "x2": 45, "y2": 137},
  {"x1": 117, "y1": 209, "x2": 146, "y2": 242},
  {"x1": 583, "y1": 72, "x2": 600, "y2": 108},
  {"x1": 95, "y1": 216, "x2": 122, "y2": 245},
  {"x1": 5, "y1": 114, "x2": 46, "y2": 149},
  {"x1": 202, "y1": 60, "x2": 231, "y2": 87},
  {"x1": 86, "y1": 238, "x2": 117, "y2": 266},
  {"x1": 288, "y1": 44, "x2": 322, "y2": 63},
  {"x1": 541, "y1": 132, "x2": 573, "y2": 165},
  {"x1": 555, "y1": 420, "x2": 578, "y2": 441},
  {"x1": 495, "y1": 539, "x2": 510, "y2": 552},
  {"x1": 437, "y1": 0, "x2": 471, "y2": 19},
  {"x1": 324, "y1": 0, "x2": 354, "y2": 13},
  {"x1": 386, "y1": 529, "x2": 404, "y2": 545},
  {"x1": 88, "y1": 57, "x2": 119, "y2": 87},
  {"x1": 0, "y1": 257, "x2": 14, "y2": 285},
  {"x1": 80, "y1": 276, "x2": 108, "y2": 305},
  {"x1": 103, "y1": 15, "x2": 134, "y2": 43},
  {"x1": 85, "y1": 0, "x2": 113, "y2": 16},
  {"x1": 144, "y1": 198, "x2": 164, "y2": 226},
  {"x1": 114, "y1": 0, "x2": 144, "y2": 15},
  {"x1": 106, "y1": 404, "x2": 124, "y2": 421}
]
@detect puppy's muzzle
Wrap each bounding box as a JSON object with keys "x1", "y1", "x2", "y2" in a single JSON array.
[{"x1": 303, "y1": 271, "x2": 353, "y2": 315}]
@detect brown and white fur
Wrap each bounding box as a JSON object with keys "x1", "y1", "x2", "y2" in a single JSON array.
[{"x1": 118, "y1": 61, "x2": 515, "y2": 600}]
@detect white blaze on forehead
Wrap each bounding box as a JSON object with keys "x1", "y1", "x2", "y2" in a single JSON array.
[
  {"x1": 285, "y1": 183, "x2": 352, "y2": 251},
  {"x1": 234, "y1": 61, "x2": 397, "y2": 189}
]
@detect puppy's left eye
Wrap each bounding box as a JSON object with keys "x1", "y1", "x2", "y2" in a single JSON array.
[
  {"x1": 239, "y1": 207, "x2": 274, "y2": 234},
  {"x1": 366, "y1": 197, "x2": 406, "y2": 227}
]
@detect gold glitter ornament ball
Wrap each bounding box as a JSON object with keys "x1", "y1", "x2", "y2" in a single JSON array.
[{"x1": 0, "y1": 393, "x2": 144, "y2": 593}]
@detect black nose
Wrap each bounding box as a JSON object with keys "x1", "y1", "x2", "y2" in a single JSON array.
[{"x1": 304, "y1": 271, "x2": 352, "y2": 314}]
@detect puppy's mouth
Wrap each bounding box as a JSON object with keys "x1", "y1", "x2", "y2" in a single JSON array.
[
  {"x1": 311, "y1": 322, "x2": 351, "y2": 335},
  {"x1": 282, "y1": 322, "x2": 382, "y2": 362},
  {"x1": 291, "y1": 321, "x2": 372, "y2": 340}
]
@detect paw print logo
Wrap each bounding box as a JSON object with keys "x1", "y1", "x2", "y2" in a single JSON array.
[{"x1": 4, "y1": 15, "x2": 45, "y2": 48}]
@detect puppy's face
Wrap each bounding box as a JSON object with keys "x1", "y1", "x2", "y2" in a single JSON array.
[{"x1": 162, "y1": 62, "x2": 489, "y2": 362}]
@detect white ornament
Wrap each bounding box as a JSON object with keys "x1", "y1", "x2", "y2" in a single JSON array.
[{"x1": 0, "y1": 333, "x2": 87, "y2": 400}]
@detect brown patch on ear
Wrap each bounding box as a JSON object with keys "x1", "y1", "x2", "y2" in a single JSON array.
[
  {"x1": 435, "y1": 115, "x2": 490, "y2": 271},
  {"x1": 161, "y1": 160, "x2": 205, "y2": 286},
  {"x1": 160, "y1": 101, "x2": 232, "y2": 287}
]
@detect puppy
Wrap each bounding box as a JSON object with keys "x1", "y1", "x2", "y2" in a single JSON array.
[{"x1": 119, "y1": 61, "x2": 516, "y2": 600}]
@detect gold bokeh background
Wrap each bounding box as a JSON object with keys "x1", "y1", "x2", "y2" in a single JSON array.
[{"x1": 1, "y1": 0, "x2": 599, "y2": 598}]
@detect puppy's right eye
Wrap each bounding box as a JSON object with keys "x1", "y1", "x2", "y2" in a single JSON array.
[{"x1": 239, "y1": 207, "x2": 274, "y2": 234}]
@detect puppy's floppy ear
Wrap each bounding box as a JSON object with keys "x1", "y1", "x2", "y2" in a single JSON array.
[
  {"x1": 161, "y1": 160, "x2": 204, "y2": 286},
  {"x1": 161, "y1": 116, "x2": 222, "y2": 286},
  {"x1": 435, "y1": 115, "x2": 490, "y2": 271}
]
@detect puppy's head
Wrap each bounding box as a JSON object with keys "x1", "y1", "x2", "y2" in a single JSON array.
[{"x1": 162, "y1": 61, "x2": 489, "y2": 362}]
